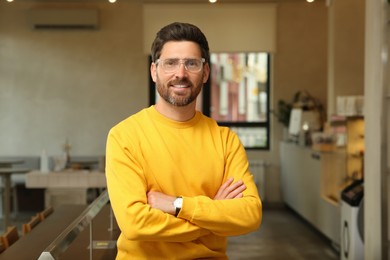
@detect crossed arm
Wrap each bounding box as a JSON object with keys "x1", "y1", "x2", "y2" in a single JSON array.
[
  {"x1": 147, "y1": 177, "x2": 247, "y2": 216},
  {"x1": 107, "y1": 128, "x2": 262, "y2": 241}
]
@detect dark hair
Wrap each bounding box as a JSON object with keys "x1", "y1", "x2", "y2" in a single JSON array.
[{"x1": 151, "y1": 22, "x2": 210, "y2": 64}]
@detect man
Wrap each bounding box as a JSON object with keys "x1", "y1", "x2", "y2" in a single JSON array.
[{"x1": 106, "y1": 22, "x2": 262, "y2": 259}]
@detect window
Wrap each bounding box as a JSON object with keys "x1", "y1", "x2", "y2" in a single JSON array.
[
  {"x1": 207, "y1": 52, "x2": 270, "y2": 150},
  {"x1": 149, "y1": 52, "x2": 271, "y2": 150}
]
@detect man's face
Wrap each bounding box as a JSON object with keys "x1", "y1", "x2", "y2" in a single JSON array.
[{"x1": 151, "y1": 41, "x2": 210, "y2": 107}]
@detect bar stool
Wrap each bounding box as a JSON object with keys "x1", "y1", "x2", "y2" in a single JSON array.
[
  {"x1": 0, "y1": 226, "x2": 19, "y2": 249},
  {"x1": 38, "y1": 206, "x2": 54, "y2": 221},
  {"x1": 22, "y1": 214, "x2": 41, "y2": 235}
]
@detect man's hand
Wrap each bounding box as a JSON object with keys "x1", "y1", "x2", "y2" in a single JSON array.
[
  {"x1": 213, "y1": 177, "x2": 246, "y2": 200},
  {"x1": 147, "y1": 191, "x2": 176, "y2": 215}
]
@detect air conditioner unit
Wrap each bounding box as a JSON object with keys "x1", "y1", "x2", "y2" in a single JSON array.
[{"x1": 28, "y1": 8, "x2": 99, "y2": 30}]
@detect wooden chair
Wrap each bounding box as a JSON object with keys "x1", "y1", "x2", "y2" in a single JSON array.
[
  {"x1": 39, "y1": 206, "x2": 54, "y2": 221},
  {"x1": 0, "y1": 241, "x2": 5, "y2": 254},
  {"x1": 0, "y1": 226, "x2": 19, "y2": 250},
  {"x1": 22, "y1": 214, "x2": 41, "y2": 235}
]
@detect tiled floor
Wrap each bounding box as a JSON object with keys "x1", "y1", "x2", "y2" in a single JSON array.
[
  {"x1": 3, "y1": 205, "x2": 339, "y2": 259},
  {"x1": 227, "y1": 205, "x2": 339, "y2": 260}
]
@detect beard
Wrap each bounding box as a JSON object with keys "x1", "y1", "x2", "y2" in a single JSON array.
[{"x1": 155, "y1": 77, "x2": 202, "y2": 107}]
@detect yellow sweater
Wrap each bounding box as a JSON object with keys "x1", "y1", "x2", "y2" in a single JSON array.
[{"x1": 106, "y1": 106, "x2": 262, "y2": 259}]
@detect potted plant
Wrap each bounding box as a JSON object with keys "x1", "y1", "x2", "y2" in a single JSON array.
[{"x1": 274, "y1": 99, "x2": 292, "y2": 128}]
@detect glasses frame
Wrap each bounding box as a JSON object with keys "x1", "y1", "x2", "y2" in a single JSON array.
[{"x1": 155, "y1": 58, "x2": 206, "y2": 73}]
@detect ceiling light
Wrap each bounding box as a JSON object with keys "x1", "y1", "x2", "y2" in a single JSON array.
[
  {"x1": 108, "y1": 0, "x2": 117, "y2": 3},
  {"x1": 209, "y1": 0, "x2": 217, "y2": 3}
]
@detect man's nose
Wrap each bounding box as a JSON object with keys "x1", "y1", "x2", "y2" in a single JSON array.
[{"x1": 175, "y1": 63, "x2": 187, "y2": 77}]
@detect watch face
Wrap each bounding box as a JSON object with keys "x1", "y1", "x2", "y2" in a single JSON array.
[{"x1": 174, "y1": 197, "x2": 183, "y2": 208}]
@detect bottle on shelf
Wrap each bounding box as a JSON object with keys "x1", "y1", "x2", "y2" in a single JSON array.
[{"x1": 40, "y1": 149, "x2": 49, "y2": 173}]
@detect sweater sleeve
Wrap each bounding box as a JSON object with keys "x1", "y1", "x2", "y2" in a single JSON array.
[
  {"x1": 106, "y1": 129, "x2": 210, "y2": 242},
  {"x1": 177, "y1": 130, "x2": 262, "y2": 237}
]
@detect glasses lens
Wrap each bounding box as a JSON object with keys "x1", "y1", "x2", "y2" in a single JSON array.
[
  {"x1": 162, "y1": 59, "x2": 179, "y2": 72},
  {"x1": 185, "y1": 59, "x2": 202, "y2": 72},
  {"x1": 158, "y1": 58, "x2": 204, "y2": 72}
]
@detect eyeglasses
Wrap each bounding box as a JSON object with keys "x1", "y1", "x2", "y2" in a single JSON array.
[{"x1": 155, "y1": 58, "x2": 206, "y2": 73}]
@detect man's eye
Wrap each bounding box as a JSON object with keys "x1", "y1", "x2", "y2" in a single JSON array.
[
  {"x1": 186, "y1": 60, "x2": 197, "y2": 67},
  {"x1": 165, "y1": 60, "x2": 177, "y2": 66}
]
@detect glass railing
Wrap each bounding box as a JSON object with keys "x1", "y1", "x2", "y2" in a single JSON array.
[{"x1": 38, "y1": 190, "x2": 114, "y2": 260}]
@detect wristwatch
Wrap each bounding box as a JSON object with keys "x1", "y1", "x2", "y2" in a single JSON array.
[{"x1": 173, "y1": 197, "x2": 183, "y2": 217}]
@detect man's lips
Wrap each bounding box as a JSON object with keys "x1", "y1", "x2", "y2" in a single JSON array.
[{"x1": 172, "y1": 84, "x2": 189, "y2": 88}]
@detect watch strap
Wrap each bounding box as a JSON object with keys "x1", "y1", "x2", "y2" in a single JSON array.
[
  {"x1": 174, "y1": 196, "x2": 182, "y2": 217},
  {"x1": 175, "y1": 206, "x2": 181, "y2": 217}
]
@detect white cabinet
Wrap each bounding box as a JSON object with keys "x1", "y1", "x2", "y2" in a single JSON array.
[{"x1": 280, "y1": 142, "x2": 340, "y2": 246}]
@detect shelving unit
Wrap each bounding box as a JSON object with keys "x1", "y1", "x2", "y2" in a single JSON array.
[
  {"x1": 320, "y1": 150, "x2": 347, "y2": 206},
  {"x1": 345, "y1": 117, "x2": 365, "y2": 181},
  {"x1": 320, "y1": 116, "x2": 365, "y2": 205}
]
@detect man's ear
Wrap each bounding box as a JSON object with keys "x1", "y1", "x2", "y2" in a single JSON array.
[
  {"x1": 202, "y1": 63, "x2": 210, "y2": 84},
  {"x1": 151, "y1": 62, "x2": 157, "y2": 82}
]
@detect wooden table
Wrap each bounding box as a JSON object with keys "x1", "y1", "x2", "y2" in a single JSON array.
[
  {"x1": 26, "y1": 170, "x2": 106, "y2": 207},
  {"x1": 0, "y1": 159, "x2": 25, "y2": 226},
  {"x1": 0, "y1": 168, "x2": 30, "y2": 229},
  {"x1": 0, "y1": 159, "x2": 24, "y2": 168},
  {"x1": 26, "y1": 170, "x2": 106, "y2": 188},
  {"x1": 0, "y1": 204, "x2": 119, "y2": 259}
]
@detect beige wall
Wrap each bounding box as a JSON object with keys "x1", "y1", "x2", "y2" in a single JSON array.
[
  {"x1": 143, "y1": 3, "x2": 276, "y2": 53},
  {"x1": 0, "y1": 1, "x2": 329, "y2": 203},
  {"x1": 274, "y1": 1, "x2": 328, "y2": 105},
  {"x1": 266, "y1": 1, "x2": 328, "y2": 203},
  {"x1": 0, "y1": 1, "x2": 147, "y2": 156},
  {"x1": 328, "y1": 0, "x2": 365, "y2": 115}
]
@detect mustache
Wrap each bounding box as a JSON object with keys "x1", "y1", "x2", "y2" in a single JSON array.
[{"x1": 169, "y1": 79, "x2": 192, "y2": 86}]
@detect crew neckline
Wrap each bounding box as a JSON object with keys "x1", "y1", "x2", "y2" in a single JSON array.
[{"x1": 148, "y1": 106, "x2": 202, "y2": 129}]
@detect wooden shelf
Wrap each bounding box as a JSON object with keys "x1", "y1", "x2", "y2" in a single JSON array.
[
  {"x1": 321, "y1": 195, "x2": 340, "y2": 207},
  {"x1": 319, "y1": 117, "x2": 364, "y2": 206},
  {"x1": 320, "y1": 151, "x2": 347, "y2": 205}
]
